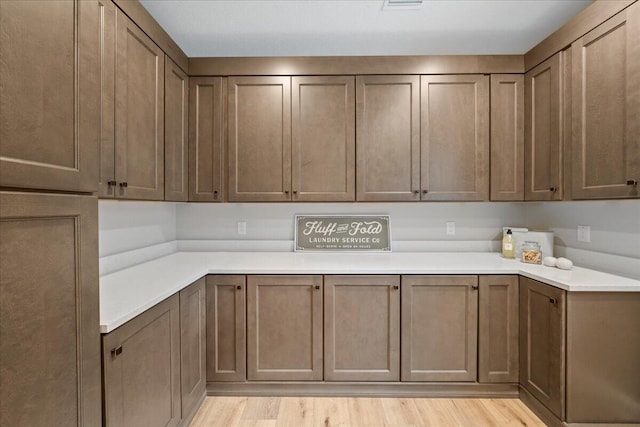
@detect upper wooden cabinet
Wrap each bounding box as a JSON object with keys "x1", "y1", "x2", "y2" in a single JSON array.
[
  {"x1": 292, "y1": 76, "x2": 356, "y2": 201},
  {"x1": 189, "y1": 77, "x2": 224, "y2": 201},
  {"x1": 165, "y1": 57, "x2": 189, "y2": 202},
  {"x1": 421, "y1": 75, "x2": 490, "y2": 201},
  {"x1": 525, "y1": 53, "x2": 564, "y2": 201},
  {"x1": 490, "y1": 75, "x2": 525, "y2": 201},
  {"x1": 571, "y1": 4, "x2": 640, "y2": 199},
  {"x1": 356, "y1": 75, "x2": 421, "y2": 201},
  {"x1": 0, "y1": 0, "x2": 99, "y2": 193}
]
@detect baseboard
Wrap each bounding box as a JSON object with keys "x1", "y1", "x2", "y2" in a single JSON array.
[
  {"x1": 207, "y1": 381, "x2": 519, "y2": 398},
  {"x1": 519, "y1": 386, "x2": 564, "y2": 427},
  {"x1": 178, "y1": 390, "x2": 206, "y2": 427}
]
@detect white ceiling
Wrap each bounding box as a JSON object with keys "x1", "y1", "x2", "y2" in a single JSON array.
[{"x1": 139, "y1": 0, "x2": 594, "y2": 57}]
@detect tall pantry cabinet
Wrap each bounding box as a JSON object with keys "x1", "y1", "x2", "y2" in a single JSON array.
[{"x1": 0, "y1": 1, "x2": 101, "y2": 426}]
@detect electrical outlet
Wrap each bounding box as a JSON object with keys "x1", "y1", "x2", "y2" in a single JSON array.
[
  {"x1": 237, "y1": 221, "x2": 247, "y2": 235},
  {"x1": 446, "y1": 221, "x2": 455, "y2": 236},
  {"x1": 577, "y1": 225, "x2": 590, "y2": 243}
]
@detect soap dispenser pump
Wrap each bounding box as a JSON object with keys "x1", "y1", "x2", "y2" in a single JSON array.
[{"x1": 502, "y1": 229, "x2": 515, "y2": 259}]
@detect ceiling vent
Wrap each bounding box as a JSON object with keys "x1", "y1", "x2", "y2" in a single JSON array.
[{"x1": 382, "y1": 0, "x2": 424, "y2": 11}]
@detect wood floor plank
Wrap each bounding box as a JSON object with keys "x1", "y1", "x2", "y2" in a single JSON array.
[
  {"x1": 347, "y1": 397, "x2": 387, "y2": 426},
  {"x1": 241, "y1": 397, "x2": 282, "y2": 420},
  {"x1": 381, "y1": 398, "x2": 423, "y2": 425},
  {"x1": 313, "y1": 397, "x2": 352, "y2": 426},
  {"x1": 276, "y1": 397, "x2": 315, "y2": 427}
]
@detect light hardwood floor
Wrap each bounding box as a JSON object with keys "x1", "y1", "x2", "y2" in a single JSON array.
[{"x1": 189, "y1": 396, "x2": 545, "y2": 426}]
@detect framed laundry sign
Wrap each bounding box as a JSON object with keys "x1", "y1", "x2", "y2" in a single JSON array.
[{"x1": 295, "y1": 215, "x2": 391, "y2": 252}]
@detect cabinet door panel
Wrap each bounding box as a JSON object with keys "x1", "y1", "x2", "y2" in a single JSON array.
[
  {"x1": 571, "y1": 5, "x2": 640, "y2": 199},
  {"x1": 228, "y1": 77, "x2": 291, "y2": 201},
  {"x1": 165, "y1": 57, "x2": 189, "y2": 201},
  {"x1": 115, "y1": 11, "x2": 164, "y2": 200},
  {"x1": 103, "y1": 295, "x2": 181, "y2": 427},
  {"x1": 325, "y1": 275, "x2": 400, "y2": 381},
  {"x1": 247, "y1": 275, "x2": 323, "y2": 380},
  {"x1": 189, "y1": 77, "x2": 224, "y2": 202},
  {"x1": 0, "y1": 192, "x2": 100, "y2": 426},
  {"x1": 98, "y1": 0, "x2": 116, "y2": 197},
  {"x1": 206, "y1": 275, "x2": 246, "y2": 382},
  {"x1": 180, "y1": 278, "x2": 206, "y2": 418},
  {"x1": 292, "y1": 76, "x2": 355, "y2": 201},
  {"x1": 0, "y1": 0, "x2": 99, "y2": 192},
  {"x1": 491, "y1": 75, "x2": 524, "y2": 201},
  {"x1": 479, "y1": 275, "x2": 519, "y2": 383},
  {"x1": 421, "y1": 75, "x2": 489, "y2": 201},
  {"x1": 525, "y1": 54, "x2": 563, "y2": 201},
  {"x1": 401, "y1": 275, "x2": 478, "y2": 382},
  {"x1": 356, "y1": 76, "x2": 420, "y2": 201}
]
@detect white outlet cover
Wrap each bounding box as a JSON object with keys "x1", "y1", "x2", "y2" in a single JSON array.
[
  {"x1": 446, "y1": 221, "x2": 455, "y2": 236},
  {"x1": 577, "y1": 225, "x2": 591, "y2": 243},
  {"x1": 237, "y1": 221, "x2": 247, "y2": 235}
]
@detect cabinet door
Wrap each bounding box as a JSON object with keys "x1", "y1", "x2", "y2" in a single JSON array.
[
  {"x1": 478, "y1": 275, "x2": 519, "y2": 383},
  {"x1": 103, "y1": 294, "x2": 181, "y2": 427},
  {"x1": 356, "y1": 76, "x2": 420, "y2": 201},
  {"x1": 491, "y1": 75, "x2": 525, "y2": 201},
  {"x1": 571, "y1": 5, "x2": 640, "y2": 199},
  {"x1": 0, "y1": 192, "x2": 100, "y2": 427},
  {"x1": 189, "y1": 77, "x2": 224, "y2": 202},
  {"x1": 180, "y1": 278, "x2": 206, "y2": 419},
  {"x1": 247, "y1": 275, "x2": 323, "y2": 381},
  {"x1": 401, "y1": 275, "x2": 478, "y2": 382},
  {"x1": 98, "y1": 0, "x2": 117, "y2": 198},
  {"x1": 421, "y1": 75, "x2": 489, "y2": 201},
  {"x1": 206, "y1": 275, "x2": 246, "y2": 382},
  {"x1": 0, "y1": 0, "x2": 99, "y2": 193},
  {"x1": 228, "y1": 77, "x2": 291, "y2": 201},
  {"x1": 114, "y1": 11, "x2": 165, "y2": 200},
  {"x1": 325, "y1": 275, "x2": 400, "y2": 381},
  {"x1": 525, "y1": 53, "x2": 563, "y2": 201},
  {"x1": 165, "y1": 57, "x2": 189, "y2": 202},
  {"x1": 292, "y1": 76, "x2": 355, "y2": 201},
  {"x1": 520, "y1": 277, "x2": 566, "y2": 420}
]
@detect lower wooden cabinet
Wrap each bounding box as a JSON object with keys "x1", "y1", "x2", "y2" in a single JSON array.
[
  {"x1": 103, "y1": 294, "x2": 181, "y2": 427},
  {"x1": 401, "y1": 275, "x2": 478, "y2": 382},
  {"x1": 324, "y1": 275, "x2": 400, "y2": 381},
  {"x1": 247, "y1": 275, "x2": 323, "y2": 380}
]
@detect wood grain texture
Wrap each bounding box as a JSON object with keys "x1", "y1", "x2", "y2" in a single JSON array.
[
  {"x1": 0, "y1": 191, "x2": 100, "y2": 426},
  {"x1": 324, "y1": 275, "x2": 400, "y2": 381},
  {"x1": 292, "y1": 76, "x2": 355, "y2": 201},
  {"x1": 401, "y1": 275, "x2": 478, "y2": 382},
  {"x1": 114, "y1": 9, "x2": 165, "y2": 200},
  {"x1": 490, "y1": 75, "x2": 524, "y2": 201},
  {"x1": 421, "y1": 75, "x2": 490, "y2": 201},
  {"x1": 189, "y1": 77, "x2": 224, "y2": 202},
  {"x1": 165, "y1": 56, "x2": 189, "y2": 201},
  {"x1": 0, "y1": 0, "x2": 99, "y2": 193},
  {"x1": 247, "y1": 276, "x2": 323, "y2": 381},
  {"x1": 478, "y1": 275, "x2": 519, "y2": 384},
  {"x1": 206, "y1": 275, "x2": 246, "y2": 382},
  {"x1": 571, "y1": 4, "x2": 640, "y2": 199},
  {"x1": 524, "y1": 53, "x2": 564, "y2": 201},
  {"x1": 228, "y1": 77, "x2": 292, "y2": 202},
  {"x1": 356, "y1": 76, "x2": 420, "y2": 201},
  {"x1": 102, "y1": 293, "x2": 181, "y2": 427},
  {"x1": 189, "y1": 396, "x2": 544, "y2": 427},
  {"x1": 98, "y1": 0, "x2": 117, "y2": 198}
]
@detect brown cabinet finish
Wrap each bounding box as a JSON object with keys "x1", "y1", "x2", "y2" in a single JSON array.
[
  {"x1": 0, "y1": 0, "x2": 99, "y2": 193},
  {"x1": 490, "y1": 75, "x2": 525, "y2": 201},
  {"x1": 571, "y1": 4, "x2": 640, "y2": 199},
  {"x1": 324, "y1": 275, "x2": 400, "y2": 381},
  {"x1": 247, "y1": 275, "x2": 323, "y2": 381},
  {"x1": 292, "y1": 76, "x2": 356, "y2": 201},
  {"x1": 180, "y1": 278, "x2": 206, "y2": 419},
  {"x1": 165, "y1": 57, "x2": 189, "y2": 201},
  {"x1": 519, "y1": 277, "x2": 566, "y2": 420},
  {"x1": 478, "y1": 275, "x2": 519, "y2": 383},
  {"x1": 98, "y1": 0, "x2": 117, "y2": 198},
  {"x1": 189, "y1": 77, "x2": 224, "y2": 202},
  {"x1": 206, "y1": 275, "x2": 246, "y2": 382},
  {"x1": 114, "y1": 10, "x2": 165, "y2": 200},
  {"x1": 103, "y1": 294, "x2": 181, "y2": 427},
  {"x1": 356, "y1": 76, "x2": 420, "y2": 201},
  {"x1": 421, "y1": 75, "x2": 490, "y2": 201},
  {"x1": 401, "y1": 275, "x2": 478, "y2": 382},
  {"x1": 0, "y1": 192, "x2": 100, "y2": 426},
  {"x1": 524, "y1": 53, "x2": 563, "y2": 201},
  {"x1": 228, "y1": 77, "x2": 292, "y2": 201}
]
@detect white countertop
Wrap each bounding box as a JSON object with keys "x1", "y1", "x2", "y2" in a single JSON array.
[{"x1": 99, "y1": 251, "x2": 640, "y2": 333}]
